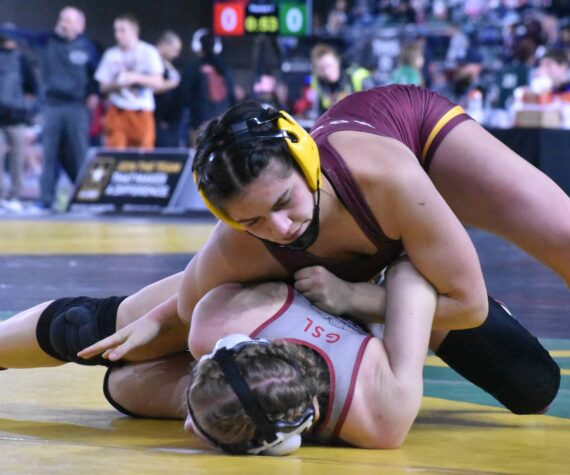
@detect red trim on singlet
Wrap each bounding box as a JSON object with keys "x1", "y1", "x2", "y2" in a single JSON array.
[
  {"x1": 282, "y1": 337, "x2": 336, "y2": 437},
  {"x1": 331, "y1": 335, "x2": 373, "y2": 438},
  {"x1": 250, "y1": 285, "x2": 295, "y2": 338}
]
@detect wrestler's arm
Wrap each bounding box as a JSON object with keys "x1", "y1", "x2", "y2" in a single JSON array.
[
  {"x1": 177, "y1": 223, "x2": 289, "y2": 325},
  {"x1": 341, "y1": 257, "x2": 436, "y2": 448},
  {"x1": 293, "y1": 265, "x2": 386, "y2": 321},
  {"x1": 81, "y1": 223, "x2": 287, "y2": 361},
  {"x1": 78, "y1": 280, "x2": 185, "y2": 362},
  {"x1": 330, "y1": 132, "x2": 488, "y2": 329},
  {"x1": 187, "y1": 282, "x2": 288, "y2": 358}
]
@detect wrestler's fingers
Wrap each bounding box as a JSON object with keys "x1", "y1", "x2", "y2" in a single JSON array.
[
  {"x1": 293, "y1": 278, "x2": 312, "y2": 293},
  {"x1": 294, "y1": 265, "x2": 326, "y2": 281},
  {"x1": 102, "y1": 342, "x2": 132, "y2": 362},
  {"x1": 77, "y1": 332, "x2": 128, "y2": 359}
]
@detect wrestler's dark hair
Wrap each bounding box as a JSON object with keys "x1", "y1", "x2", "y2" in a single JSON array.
[
  {"x1": 192, "y1": 102, "x2": 296, "y2": 210},
  {"x1": 186, "y1": 341, "x2": 329, "y2": 446}
]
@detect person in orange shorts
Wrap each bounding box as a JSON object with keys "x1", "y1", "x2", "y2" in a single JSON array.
[{"x1": 95, "y1": 14, "x2": 163, "y2": 149}]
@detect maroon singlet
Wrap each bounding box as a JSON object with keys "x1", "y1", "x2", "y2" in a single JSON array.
[{"x1": 264, "y1": 85, "x2": 471, "y2": 282}]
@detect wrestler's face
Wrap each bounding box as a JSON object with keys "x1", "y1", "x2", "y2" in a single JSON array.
[
  {"x1": 224, "y1": 160, "x2": 315, "y2": 245},
  {"x1": 184, "y1": 412, "x2": 221, "y2": 450},
  {"x1": 183, "y1": 395, "x2": 321, "y2": 452}
]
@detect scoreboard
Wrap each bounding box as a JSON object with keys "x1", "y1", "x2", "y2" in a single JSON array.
[{"x1": 213, "y1": 1, "x2": 311, "y2": 37}]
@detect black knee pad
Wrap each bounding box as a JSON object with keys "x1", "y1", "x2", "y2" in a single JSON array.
[
  {"x1": 435, "y1": 296, "x2": 560, "y2": 415},
  {"x1": 36, "y1": 296, "x2": 127, "y2": 367}
]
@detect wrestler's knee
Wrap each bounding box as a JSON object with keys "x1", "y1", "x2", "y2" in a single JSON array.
[
  {"x1": 104, "y1": 365, "x2": 144, "y2": 417},
  {"x1": 36, "y1": 296, "x2": 126, "y2": 366},
  {"x1": 436, "y1": 296, "x2": 560, "y2": 414}
]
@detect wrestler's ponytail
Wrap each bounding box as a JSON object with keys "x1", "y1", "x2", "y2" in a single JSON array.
[{"x1": 186, "y1": 341, "x2": 329, "y2": 446}]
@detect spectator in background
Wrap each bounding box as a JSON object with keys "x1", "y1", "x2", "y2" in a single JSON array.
[
  {"x1": 181, "y1": 28, "x2": 236, "y2": 146},
  {"x1": 391, "y1": 41, "x2": 425, "y2": 86},
  {"x1": 251, "y1": 73, "x2": 286, "y2": 110},
  {"x1": 325, "y1": 0, "x2": 349, "y2": 36},
  {"x1": 445, "y1": 25, "x2": 470, "y2": 68},
  {"x1": 309, "y1": 43, "x2": 373, "y2": 115},
  {"x1": 532, "y1": 49, "x2": 570, "y2": 93},
  {"x1": 154, "y1": 30, "x2": 183, "y2": 148},
  {"x1": 0, "y1": 33, "x2": 38, "y2": 213},
  {"x1": 555, "y1": 19, "x2": 570, "y2": 51},
  {"x1": 0, "y1": 7, "x2": 99, "y2": 211},
  {"x1": 383, "y1": 0, "x2": 417, "y2": 24},
  {"x1": 441, "y1": 48, "x2": 485, "y2": 109},
  {"x1": 496, "y1": 36, "x2": 537, "y2": 109},
  {"x1": 95, "y1": 14, "x2": 164, "y2": 149}
]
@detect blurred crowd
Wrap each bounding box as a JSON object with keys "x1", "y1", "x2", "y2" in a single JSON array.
[{"x1": 1, "y1": 1, "x2": 570, "y2": 213}]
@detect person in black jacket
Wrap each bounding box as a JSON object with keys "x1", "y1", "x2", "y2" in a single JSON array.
[
  {"x1": 181, "y1": 29, "x2": 236, "y2": 146},
  {"x1": 154, "y1": 31, "x2": 183, "y2": 148},
  {"x1": 0, "y1": 7, "x2": 99, "y2": 211},
  {"x1": 0, "y1": 33, "x2": 38, "y2": 212}
]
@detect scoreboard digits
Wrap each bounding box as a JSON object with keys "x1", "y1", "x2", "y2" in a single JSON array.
[{"x1": 214, "y1": 1, "x2": 310, "y2": 37}]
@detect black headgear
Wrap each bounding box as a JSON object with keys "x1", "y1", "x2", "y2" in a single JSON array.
[
  {"x1": 192, "y1": 107, "x2": 321, "y2": 251},
  {"x1": 187, "y1": 334, "x2": 315, "y2": 455}
]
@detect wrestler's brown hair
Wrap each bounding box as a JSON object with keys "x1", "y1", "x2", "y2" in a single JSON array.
[{"x1": 186, "y1": 341, "x2": 329, "y2": 445}]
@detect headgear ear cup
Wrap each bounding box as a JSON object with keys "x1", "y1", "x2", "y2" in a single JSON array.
[
  {"x1": 276, "y1": 111, "x2": 321, "y2": 191},
  {"x1": 263, "y1": 433, "x2": 302, "y2": 456},
  {"x1": 193, "y1": 170, "x2": 245, "y2": 230},
  {"x1": 193, "y1": 110, "x2": 320, "y2": 229}
]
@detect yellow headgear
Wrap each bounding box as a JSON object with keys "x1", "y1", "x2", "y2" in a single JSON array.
[{"x1": 193, "y1": 110, "x2": 321, "y2": 230}]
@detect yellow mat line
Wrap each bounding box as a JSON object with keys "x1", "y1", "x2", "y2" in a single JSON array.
[
  {"x1": 425, "y1": 355, "x2": 447, "y2": 367},
  {"x1": 550, "y1": 350, "x2": 570, "y2": 357},
  {"x1": 3, "y1": 365, "x2": 570, "y2": 475},
  {"x1": 0, "y1": 221, "x2": 215, "y2": 254}
]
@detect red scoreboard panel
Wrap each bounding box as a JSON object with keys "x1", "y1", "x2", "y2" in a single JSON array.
[{"x1": 213, "y1": 2, "x2": 246, "y2": 36}]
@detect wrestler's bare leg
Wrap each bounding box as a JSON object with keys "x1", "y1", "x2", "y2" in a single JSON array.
[
  {"x1": 0, "y1": 301, "x2": 58, "y2": 368},
  {"x1": 106, "y1": 352, "x2": 191, "y2": 419},
  {"x1": 0, "y1": 273, "x2": 186, "y2": 368},
  {"x1": 116, "y1": 272, "x2": 189, "y2": 360},
  {"x1": 430, "y1": 120, "x2": 570, "y2": 288}
]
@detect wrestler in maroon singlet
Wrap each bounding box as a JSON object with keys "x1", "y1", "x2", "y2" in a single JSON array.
[{"x1": 264, "y1": 85, "x2": 472, "y2": 282}]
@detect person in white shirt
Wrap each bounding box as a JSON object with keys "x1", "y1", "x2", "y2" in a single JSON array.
[{"x1": 95, "y1": 14, "x2": 164, "y2": 149}]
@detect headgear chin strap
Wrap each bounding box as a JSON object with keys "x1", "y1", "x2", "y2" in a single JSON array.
[
  {"x1": 188, "y1": 334, "x2": 315, "y2": 456},
  {"x1": 257, "y1": 185, "x2": 320, "y2": 251},
  {"x1": 192, "y1": 108, "x2": 321, "y2": 232}
]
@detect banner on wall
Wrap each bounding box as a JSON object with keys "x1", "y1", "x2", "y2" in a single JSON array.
[{"x1": 68, "y1": 148, "x2": 206, "y2": 213}]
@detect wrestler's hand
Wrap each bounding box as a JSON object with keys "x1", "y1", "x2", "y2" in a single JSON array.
[
  {"x1": 77, "y1": 315, "x2": 161, "y2": 362},
  {"x1": 294, "y1": 265, "x2": 354, "y2": 316}
]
